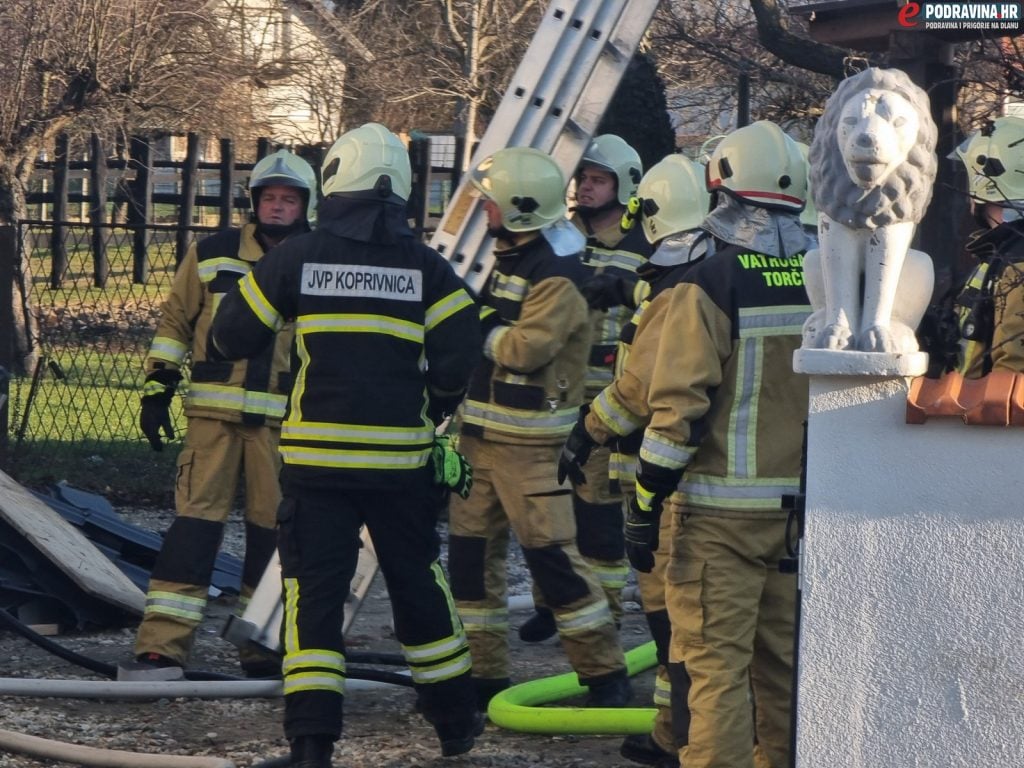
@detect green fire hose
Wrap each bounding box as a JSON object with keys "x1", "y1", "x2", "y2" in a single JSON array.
[{"x1": 487, "y1": 640, "x2": 659, "y2": 735}]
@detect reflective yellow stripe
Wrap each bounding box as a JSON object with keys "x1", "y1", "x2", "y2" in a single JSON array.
[
  {"x1": 198, "y1": 257, "x2": 249, "y2": 282},
  {"x1": 283, "y1": 671, "x2": 345, "y2": 696},
  {"x1": 592, "y1": 388, "x2": 645, "y2": 436},
  {"x1": 484, "y1": 326, "x2": 509, "y2": 360},
  {"x1": 679, "y1": 473, "x2": 800, "y2": 511},
  {"x1": 554, "y1": 599, "x2": 613, "y2": 635},
  {"x1": 457, "y1": 606, "x2": 509, "y2": 633},
  {"x1": 737, "y1": 305, "x2": 809, "y2": 337},
  {"x1": 590, "y1": 562, "x2": 629, "y2": 590},
  {"x1": 490, "y1": 274, "x2": 528, "y2": 302},
  {"x1": 585, "y1": 246, "x2": 646, "y2": 273},
  {"x1": 240, "y1": 273, "x2": 283, "y2": 331},
  {"x1": 186, "y1": 384, "x2": 288, "y2": 417},
  {"x1": 585, "y1": 369, "x2": 613, "y2": 391},
  {"x1": 283, "y1": 649, "x2": 346, "y2": 675},
  {"x1": 425, "y1": 289, "x2": 474, "y2": 331},
  {"x1": 608, "y1": 451, "x2": 637, "y2": 483},
  {"x1": 639, "y1": 430, "x2": 693, "y2": 471},
  {"x1": 283, "y1": 577, "x2": 300, "y2": 655},
  {"x1": 408, "y1": 653, "x2": 472, "y2": 684},
  {"x1": 653, "y1": 675, "x2": 672, "y2": 707},
  {"x1": 279, "y1": 445, "x2": 432, "y2": 470},
  {"x1": 148, "y1": 337, "x2": 188, "y2": 365},
  {"x1": 462, "y1": 400, "x2": 577, "y2": 437},
  {"x1": 143, "y1": 591, "x2": 206, "y2": 622},
  {"x1": 402, "y1": 634, "x2": 469, "y2": 663},
  {"x1": 282, "y1": 421, "x2": 434, "y2": 446},
  {"x1": 297, "y1": 314, "x2": 423, "y2": 343}
]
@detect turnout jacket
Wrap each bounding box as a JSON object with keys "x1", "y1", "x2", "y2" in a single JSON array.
[
  {"x1": 587, "y1": 254, "x2": 709, "y2": 489},
  {"x1": 208, "y1": 199, "x2": 481, "y2": 487},
  {"x1": 956, "y1": 222, "x2": 1024, "y2": 377},
  {"x1": 146, "y1": 222, "x2": 293, "y2": 426},
  {"x1": 461, "y1": 233, "x2": 591, "y2": 446},
  {"x1": 629, "y1": 243, "x2": 811, "y2": 515},
  {"x1": 573, "y1": 214, "x2": 653, "y2": 398}
]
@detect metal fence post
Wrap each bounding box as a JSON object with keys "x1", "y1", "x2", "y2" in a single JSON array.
[
  {"x1": 0, "y1": 225, "x2": 14, "y2": 469},
  {"x1": 128, "y1": 135, "x2": 153, "y2": 284}
]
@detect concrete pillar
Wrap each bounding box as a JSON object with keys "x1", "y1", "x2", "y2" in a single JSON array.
[{"x1": 795, "y1": 373, "x2": 1024, "y2": 767}]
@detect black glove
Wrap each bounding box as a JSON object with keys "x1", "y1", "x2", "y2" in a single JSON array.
[
  {"x1": 580, "y1": 273, "x2": 633, "y2": 310},
  {"x1": 557, "y1": 406, "x2": 596, "y2": 486},
  {"x1": 624, "y1": 493, "x2": 662, "y2": 573},
  {"x1": 480, "y1": 306, "x2": 505, "y2": 337},
  {"x1": 427, "y1": 392, "x2": 465, "y2": 427},
  {"x1": 140, "y1": 369, "x2": 182, "y2": 451}
]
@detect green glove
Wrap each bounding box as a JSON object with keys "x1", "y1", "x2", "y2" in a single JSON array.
[{"x1": 431, "y1": 435, "x2": 473, "y2": 499}]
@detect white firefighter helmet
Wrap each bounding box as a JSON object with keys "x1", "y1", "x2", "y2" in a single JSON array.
[
  {"x1": 321, "y1": 123, "x2": 412, "y2": 201},
  {"x1": 636, "y1": 155, "x2": 709, "y2": 244},
  {"x1": 706, "y1": 120, "x2": 807, "y2": 212},
  {"x1": 580, "y1": 134, "x2": 643, "y2": 205},
  {"x1": 795, "y1": 141, "x2": 818, "y2": 229},
  {"x1": 470, "y1": 147, "x2": 567, "y2": 232},
  {"x1": 954, "y1": 115, "x2": 1024, "y2": 205},
  {"x1": 249, "y1": 150, "x2": 318, "y2": 222}
]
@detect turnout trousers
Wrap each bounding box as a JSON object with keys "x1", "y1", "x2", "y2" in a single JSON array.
[
  {"x1": 666, "y1": 502, "x2": 795, "y2": 768},
  {"x1": 278, "y1": 477, "x2": 475, "y2": 740},
  {"x1": 135, "y1": 416, "x2": 280, "y2": 664},
  {"x1": 569, "y1": 446, "x2": 629, "y2": 622},
  {"x1": 448, "y1": 436, "x2": 625, "y2": 684},
  {"x1": 629, "y1": 489, "x2": 688, "y2": 755}
]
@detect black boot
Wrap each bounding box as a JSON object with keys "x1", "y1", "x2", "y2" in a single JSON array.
[
  {"x1": 434, "y1": 711, "x2": 485, "y2": 757},
  {"x1": 620, "y1": 733, "x2": 679, "y2": 767},
  {"x1": 473, "y1": 677, "x2": 511, "y2": 712},
  {"x1": 517, "y1": 607, "x2": 557, "y2": 642},
  {"x1": 584, "y1": 669, "x2": 633, "y2": 708},
  {"x1": 289, "y1": 734, "x2": 334, "y2": 768}
]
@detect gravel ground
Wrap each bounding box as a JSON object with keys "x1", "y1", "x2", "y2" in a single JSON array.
[{"x1": 0, "y1": 506, "x2": 656, "y2": 768}]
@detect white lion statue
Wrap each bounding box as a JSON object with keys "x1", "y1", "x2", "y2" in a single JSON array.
[{"x1": 802, "y1": 67, "x2": 938, "y2": 356}]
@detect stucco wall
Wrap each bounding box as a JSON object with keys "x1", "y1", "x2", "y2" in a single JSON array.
[{"x1": 797, "y1": 375, "x2": 1024, "y2": 767}]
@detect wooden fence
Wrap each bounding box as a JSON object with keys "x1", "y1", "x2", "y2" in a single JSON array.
[{"x1": 27, "y1": 132, "x2": 465, "y2": 288}]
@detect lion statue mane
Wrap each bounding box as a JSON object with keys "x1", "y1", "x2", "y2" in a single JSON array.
[
  {"x1": 800, "y1": 66, "x2": 938, "y2": 361},
  {"x1": 810, "y1": 67, "x2": 937, "y2": 230}
]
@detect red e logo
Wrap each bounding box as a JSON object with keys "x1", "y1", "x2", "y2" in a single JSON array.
[{"x1": 898, "y1": 1, "x2": 921, "y2": 26}]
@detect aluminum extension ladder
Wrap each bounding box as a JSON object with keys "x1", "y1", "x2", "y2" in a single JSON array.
[
  {"x1": 429, "y1": 0, "x2": 661, "y2": 295},
  {"x1": 222, "y1": 527, "x2": 378, "y2": 655}
]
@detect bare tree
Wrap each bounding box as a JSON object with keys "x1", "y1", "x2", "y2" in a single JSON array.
[
  {"x1": 0, "y1": 0, "x2": 286, "y2": 372},
  {"x1": 338, "y1": 0, "x2": 542, "y2": 168},
  {"x1": 647, "y1": 1, "x2": 839, "y2": 150}
]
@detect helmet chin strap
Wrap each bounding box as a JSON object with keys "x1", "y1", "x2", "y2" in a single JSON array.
[
  {"x1": 256, "y1": 219, "x2": 306, "y2": 242},
  {"x1": 573, "y1": 199, "x2": 621, "y2": 219},
  {"x1": 487, "y1": 223, "x2": 517, "y2": 241}
]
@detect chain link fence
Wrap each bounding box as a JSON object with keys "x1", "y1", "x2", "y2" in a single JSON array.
[{"x1": 5, "y1": 221, "x2": 217, "y2": 502}]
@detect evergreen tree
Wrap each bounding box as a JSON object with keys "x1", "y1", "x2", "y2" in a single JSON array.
[{"x1": 597, "y1": 53, "x2": 677, "y2": 171}]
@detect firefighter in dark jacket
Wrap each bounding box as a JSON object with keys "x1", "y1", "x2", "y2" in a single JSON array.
[
  {"x1": 448, "y1": 146, "x2": 631, "y2": 712},
  {"x1": 953, "y1": 115, "x2": 1024, "y2": 377},
  {"x1": 126, "y1": 149, "x2": 316, "y2": 679},
  {"x1": 208, "y1": 123, "x2": 484, "y2": 768},
  {"x1": 519, "y1": 134, "x2": 653, "y2": 643}
]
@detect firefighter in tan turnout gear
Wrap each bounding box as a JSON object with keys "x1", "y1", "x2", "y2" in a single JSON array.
[
  {"x1": 620, "y1": 122, "x2": 811, "y2": 768},
  {"x1": 520, "y1": 134, "x2": 653, "y2": 644},
  {"x1": 560, "y1": 154, "x2": 713, "y2": 768},
  {"x1": 209, "y1": 123, "x2": 483, "y2": 768},
  {"x1": 953, "y1": 115, "x2": 1024, "y2": 377},
  {"x1": 124, "y1": 150, "x2": 316, "y2": 679},
  {"x1": 448, "y1": 146, "x2": 632, "y2": 711}
]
